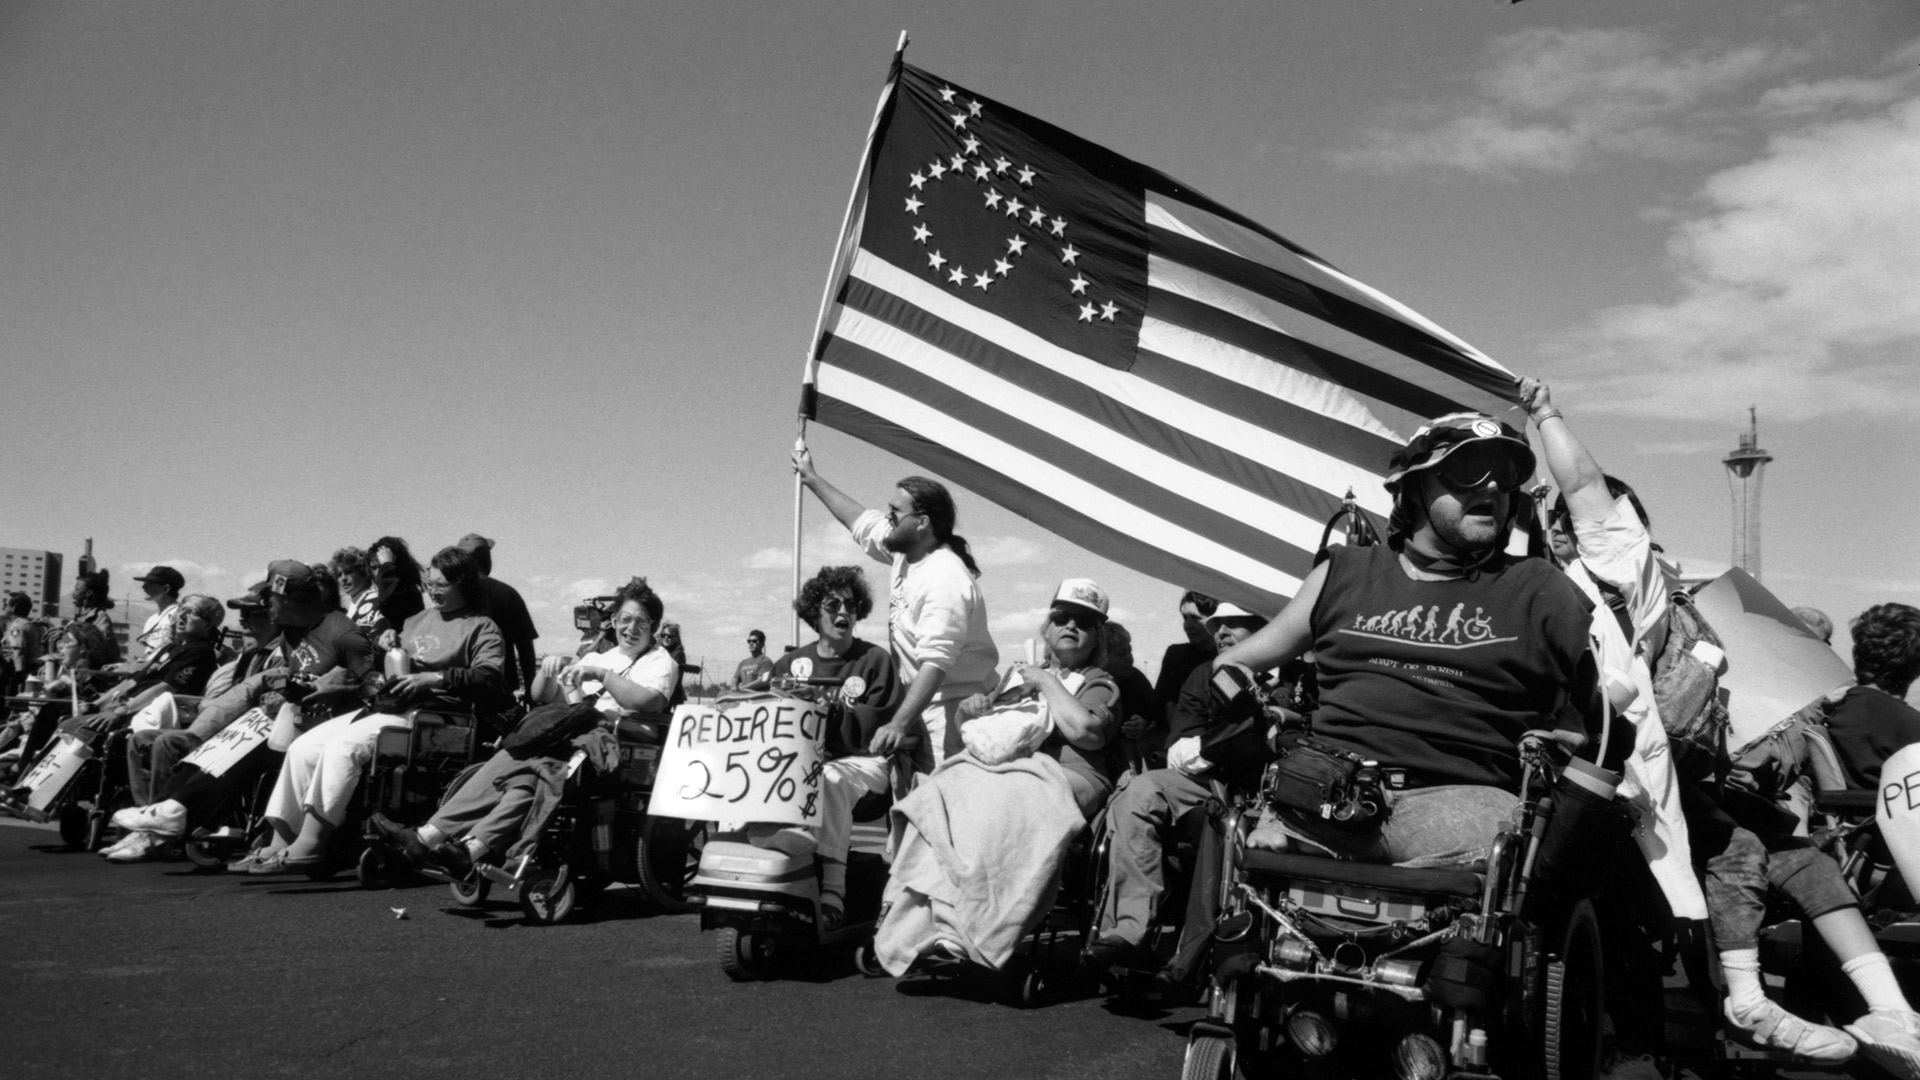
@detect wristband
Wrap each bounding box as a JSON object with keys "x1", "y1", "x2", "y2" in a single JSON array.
[{"x1": 1532, "y1": 408, "x2": 1564, "y2": 425}]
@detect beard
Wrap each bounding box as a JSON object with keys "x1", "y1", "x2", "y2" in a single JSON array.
[{"x1": 881, "y1": 531, "x2": 911, "y2": 554}]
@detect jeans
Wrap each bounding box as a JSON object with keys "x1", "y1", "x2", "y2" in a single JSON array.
[
  {"x1": 1097, "y1": 767, "x2": 1218, "y2": 947},
  {"x1": 1259, "y1": 784, "x2": 1518, "y2": 868}
]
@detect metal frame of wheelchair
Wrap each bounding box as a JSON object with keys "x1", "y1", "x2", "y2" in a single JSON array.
[
  {"x1": 1184, "y1": 767, "x2": 1608, "y2": 1080},
  {"x1": 351, "y1": 707, "x2": 484, "y2": 885}
]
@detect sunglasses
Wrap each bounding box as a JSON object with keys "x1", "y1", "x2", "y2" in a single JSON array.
[
  {"x1": 613, "y1": 615, "x2": 651, "y2": 632},
  {"x1": 886, "y1": 507, "x2": 923, "y2": 527},
  {"x1": 1433, "y1": 449, "x2": 1522, "y2": 492},
  {"x1": 820, "y1": 597, "x2": 855, "y2": 616},
  {"x1": 1048, "y1": 607, "x2": 1102, "y2": 629}
]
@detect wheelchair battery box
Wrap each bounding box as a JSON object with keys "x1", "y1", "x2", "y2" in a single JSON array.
[
  {"x1": 374, "y1": 722, "x2": 473, "y2": 764},
  {"x1": 619, "y1": 743, "x2": 660, "y2": 788},
  {"x1": 1288, "y1": 881, "x2": 1434, "y2": 927}
]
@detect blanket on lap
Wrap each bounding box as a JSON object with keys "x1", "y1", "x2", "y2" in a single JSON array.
[{"x1": 875, "y1": 751, "x2": 1085, "y2": 975}]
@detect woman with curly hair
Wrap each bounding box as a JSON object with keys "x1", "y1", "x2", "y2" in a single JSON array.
[
  {"x1": 756, "y1": 566, "x2": 901, "y2": 926},
  {"x1": 362, "y1": 536, "x2": 426, "y2": 636}
]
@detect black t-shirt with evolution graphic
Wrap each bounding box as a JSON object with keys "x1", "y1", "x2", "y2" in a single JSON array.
[{"x1": 1309, "y1": 544, "x2": 1594, "y2": 791}]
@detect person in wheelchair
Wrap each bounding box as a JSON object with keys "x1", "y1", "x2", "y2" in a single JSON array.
[
  {"x1": 743, "y1": 565, "x2": 901, "y2": 929},
  {"x1": 1085, "y1": 601, "x2": 1271, "y2": 973},
  {"x1": 242, "y1": 545, "x2": 506, "y2": 875},
  {"x1": 104, "y1": 560, "x2": 379, "y2": 862},
  {"x1": 873, "y1": 578, "x2": 1119, "y2": 975},
  {"x1": 372, "y1": 575, "x2": 676, "y2": 878}
]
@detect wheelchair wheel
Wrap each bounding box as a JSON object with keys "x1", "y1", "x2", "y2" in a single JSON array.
[
  {"x1": 57, "y1": 803, "x2": 91, "y2": 851},
  {"x1": 636, "y1": 815, "x2": 702, "y2": 915},
  {"x1": 520, "y1": 866, "x2": 576, "y2": 924},
  {"x1": 717, "y1": 925, "x2": 776, "y2": 981},
  {"x1": 1540, "y1": 899, "x2": 1604, "y2": 1080},
  {"x1": 1181, "y1": 1030, "x2": 1235, "y2": 1080},
  {"x1": 447, "y1": 876, "x2": 491, "y2": 907},
  {"x1": 852, "y1": 943, "x2": 888, "y2": 979},
  {"x1": 184, "y1": 837, "x2": 226, "y2": 872},
  {"x1": 357, "y1": 845, "x2": 396, "y2": 890}
]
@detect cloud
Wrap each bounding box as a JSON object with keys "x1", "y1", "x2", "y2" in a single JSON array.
[
  {"x1": 1549, "y1": 59, "x2": 1920, "y2": 418},
  {"x1": 970, "y1": 535, "x2": 1048, "y2": 568},
  {"x1": 1334, "y1": 28, "x2": 1804, "y2": 176},
  {"x1": 741, "y1": 547, "x2": 788, "y2": 571},
  {"x1": 1626, "y1": 439, "x2": 1727, "y2": 457}
]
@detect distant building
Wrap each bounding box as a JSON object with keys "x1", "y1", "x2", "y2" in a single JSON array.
[
  {"x1": 0, "y1": 547, "x2": 63, "y2": 618},
  {"x1": 1721, "y1": 408, "x2": 1773, "y2": 581}
]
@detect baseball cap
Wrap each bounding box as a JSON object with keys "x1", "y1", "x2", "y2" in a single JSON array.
[
  {"x1": 455, "y1": 533, "x2": 495, "y2": 554},
  {"x1": 226, "y1": 581, "x2": 270, "y2": 612},
  {"x1": 133, "y1": 565, "x2": 186, "y2": 591},
  {"x1": 266, "y1": 559, "x2": 325, "y2": 601},
  {"x1": 1051, "y1": 578, "x2": 1110, "y2": 623},
  {"x1": 1203, "y1": 602, "x2": 1267, "y2": 634}
]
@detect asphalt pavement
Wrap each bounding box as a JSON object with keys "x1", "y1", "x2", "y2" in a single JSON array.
[{"x1": 0, "y1": 819, "x2": 1204, "y2": 1080}]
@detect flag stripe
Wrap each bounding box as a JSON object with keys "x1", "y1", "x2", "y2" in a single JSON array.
[
  {"x1": 840, "y1": 258, "x2": 1378, "y2": 525},
  {"x1": 1143, "y1": 286, "x2": 1471, "y2": 421},
  {"x1": 819, "y1": 322, "x2": 1321, "y2": 576},
  {"x1": 1150, "y1": 225, "x2": 1514, "y2": 402},
  {"x1": 813, "y1": 392, "x2": 1296, "y2": 614}
]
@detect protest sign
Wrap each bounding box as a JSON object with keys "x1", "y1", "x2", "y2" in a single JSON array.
[
  {"x1": 646, "y1": 694, "x2": 827, "y2": 825},
  {"x1": 180, "y1": 708, "x2": 274, "y2": 778}
]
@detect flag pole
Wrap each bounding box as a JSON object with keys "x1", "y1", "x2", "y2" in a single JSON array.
[{"x1": 792, "y1": 30, "x2": 909, "y2": 649}]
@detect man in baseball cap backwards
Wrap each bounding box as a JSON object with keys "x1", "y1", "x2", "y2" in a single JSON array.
[{"x1": 107, "y1": 559, "x2": 381, "y2": 861}]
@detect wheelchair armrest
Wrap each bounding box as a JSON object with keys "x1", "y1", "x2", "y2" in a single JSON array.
[{"x1": 1816, "y1": 789, "x2": 1878, "y2": 816}]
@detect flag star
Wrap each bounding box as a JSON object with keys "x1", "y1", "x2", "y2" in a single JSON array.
[
  {"x1": 973, "y1": 271, "x2": 992, "y2": 290},
  {"x1": 948, "y1": 266, "x2": 967, "y2": 286},
  {"x1": 908, "y1": 171, "x2": 926, "y2": 191},
  {"x1": 912, "y1": 223, "x2": 932, "y2": 244},
  {"x1": 968, "y1": 99, "x2": 983, "y2": 117},
  {"x1": 1100, "y1": 301, "x2": 1119, "y2": 321},
  {"x1": 1017, "y1": 166, "x2": 1037, "y2": 185},
  {"x1": 993, "y1": 156, "x2": 1012, "y2": 174},
  {"x1": 1027, "y1": 207, "x2": 1047, "y2": 227},
  {"x1": 1060, "y1": 243, "x2": 1079, "y2": 265},
  {"x1": 905, "y1": 195, "x2": 923, "y2": 215},
  {"x1": 949, "y1": 153, "x2": 967, "y2": 172},
  {"x1": 1069, "y1": 274, "x2": 1089, "y2": 295},
  {"x1": 993, "y1": 258, "x2": 1012, "y2": 277},
  {"x1": 1049, "y1": 217, "x2": 1068, "y2": 236},
  {"x1": 1006, "y1": 236, "x2": 1027, "y2": 256},
  {"x1": 972, "y1": 162, "x2": 992, "y2": 182},
  {"x1": 963, "y1": 135, "x2": 981, "y2": 155},
  {"x1": 928, "y1": 161, "x2": 947, "y2": 179},
  {"x1": 928, "y1": 250, "x2": 947, "y2": 270},
  {"x1": 1078, "y1": 303, "x2": 1097, "y2": 322},
  {"x1": 939, "y1": 86, "x2": 957, "y2": 103},
  {"x1": 984, "y1": 190, "x2": 1003, "y2": 209},
  {"x1": 950, "y1": 112, "x2": 968, "y2": 130},
  {"x1": 1004, "y1": 197, "x2": 1025, "y2": 218}
]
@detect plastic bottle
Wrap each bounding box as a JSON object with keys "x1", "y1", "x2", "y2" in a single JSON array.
[{"x1": 384, "y1": 645, "x2": 411, "y2": 678}]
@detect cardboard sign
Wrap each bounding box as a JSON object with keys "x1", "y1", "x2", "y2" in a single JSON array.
[
  {"x1": 181, "y1": 708, "x2": 274, "y2": 779},
  {"x1": 646, "y1": 694, "x2": 827, "y2": 825},
  {"x1": 21, "y1": 734, "x2": 92, "y2": 812}
]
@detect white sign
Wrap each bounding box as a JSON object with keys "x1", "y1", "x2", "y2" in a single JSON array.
[
  {"x1": 21, "y1": 734, "x2": 92, "y2": 813},
  {"x1": 646, "y1": 694, "x2": 827, "y2": 826},
  {"x1": 180, "y1": 708, "x2": 274, "y2": 779}
]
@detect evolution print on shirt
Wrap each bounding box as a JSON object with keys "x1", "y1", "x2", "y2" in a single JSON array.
[{"x1": 1338, "y1": 602, "x2": 1517, "y2": 650}]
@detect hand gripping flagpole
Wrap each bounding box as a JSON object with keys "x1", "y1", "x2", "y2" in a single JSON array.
[{"x1": 792, "y1": 31, "x2": 909, "y2": 650}]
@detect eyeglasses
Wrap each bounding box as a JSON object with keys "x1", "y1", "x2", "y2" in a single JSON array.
[
  {"x1": 613, "y1": 615, "x2": 651, "y2": 632},
  {"x1": 1433, "y1": 449, "x2": 1521, "y2": 492},
  {"x1": 886, "y1": 507, "x2": 923, "y2": 527},
  {"x1": 1048, "y1": 607, "x2": 1102, "y2": 630},
  {"x1": 423, "y1": 578, "x2": 450, "y2": 597},
  {"x1": 820, "y1": 597, "x2": 854, "y2": 616}
]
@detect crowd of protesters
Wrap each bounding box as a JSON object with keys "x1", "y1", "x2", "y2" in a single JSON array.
[{"x1": 4, "y1": 379, "x2": 1920, "y2": 1079}]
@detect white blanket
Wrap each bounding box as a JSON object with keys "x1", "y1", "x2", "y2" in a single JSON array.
[{"x1": 875, "y1": 751, "x2": 1086, "y2": 975}]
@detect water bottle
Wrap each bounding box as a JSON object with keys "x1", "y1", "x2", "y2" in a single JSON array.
[{"x1": 384, "y1": 645, "x2": 411, "y2": 678}]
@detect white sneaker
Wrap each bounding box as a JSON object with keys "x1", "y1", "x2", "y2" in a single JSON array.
[
  {"x1": 1848, "y1": 1010, "x2": 1920, "y2": 1080},
  {"x1": 113, "y1": 800, "x2": 186, "y2": 837},
  {"x1": 104, "y1": 831, "x2": 158, "y2": 863},
  {"x1": 1726, "y1": 998, "x2": 1857, "y2": 1063},
  {"x1": 98, "y1": 831, "x2": 142, "y2": 858}
]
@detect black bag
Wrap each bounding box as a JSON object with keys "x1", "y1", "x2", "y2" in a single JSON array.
[
  {"x1": 501, "y1": 697, "x2": 604, "y2": 760},
  {"x1": 1266, "y1": 736, "x2": 1382, "y2": 827}
]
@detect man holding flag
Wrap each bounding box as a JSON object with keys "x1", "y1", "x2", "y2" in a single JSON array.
[{"x1": 793, "y1": 448, "x2": 998, "y2": 774}]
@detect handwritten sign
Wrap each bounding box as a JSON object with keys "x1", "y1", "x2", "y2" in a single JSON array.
[
  {"x1": 21, "y1": 734, "x2": 92, "y2": 813},
  {"x1": 646, "y1": 694, "x2": 827, "y2": 825},
  {"x1": 181, "y1": 708, "x2": 274, "y2": 779}
]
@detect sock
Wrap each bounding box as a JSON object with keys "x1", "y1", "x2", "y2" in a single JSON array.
[
  {"x1": 415, "y1": 824, "x2": 444, "y2": 847},
  {"x1": 1721, "y1": 948, "x2": 1767, "y2": 1014},
  {"x1": 1843, "y1": 954, "x2": 1909, "y2": 1014},
  {"x1": 463, "y1": 837, "x2": 488, "y2": 862},
  {"x1": 820, "y1": 857, "x2": 847, "y2": 908}
]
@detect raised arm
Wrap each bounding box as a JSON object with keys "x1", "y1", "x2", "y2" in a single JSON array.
[
  {"x1": 1212, "y1": 561, "x2": 1328, "y2": 675},
  {"x1": 1519, "y1": 377, "x2": 1611, "y2": 524},
  {"x1": 792, "y1": 446, "x2": 869, "y2": 531}
]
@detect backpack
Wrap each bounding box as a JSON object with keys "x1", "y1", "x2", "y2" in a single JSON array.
[
  {"x1": 1650, "y1": 589, "x2": 1730, "y2": 784},
  {"x1": 500, "y1": 696, "x2": 605, "y2": 760}
]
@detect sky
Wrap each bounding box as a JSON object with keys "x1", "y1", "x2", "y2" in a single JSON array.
[{"x1": 3, "y1": 0, "x2": 1916, "y2": 687}]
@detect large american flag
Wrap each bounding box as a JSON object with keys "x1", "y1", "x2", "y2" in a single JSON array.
[{"x1": 803, "y1": 59, "x2": 1520, "y2": 615}]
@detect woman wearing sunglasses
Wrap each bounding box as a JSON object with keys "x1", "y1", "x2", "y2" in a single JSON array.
[{"x1": 873, "y1": 578, "x2": 1119, "y2": 976}]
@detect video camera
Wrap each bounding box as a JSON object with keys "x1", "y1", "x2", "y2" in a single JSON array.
[{"x1": 572, "y1": 595, "x2": 618, "y2": 632}]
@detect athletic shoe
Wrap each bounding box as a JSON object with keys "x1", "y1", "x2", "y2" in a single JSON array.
[
  {"x1": 104, "y1": 832, "x2": 159, "y2": 863},
  {"x1": 98, "y1": 831, "x2": 143, "y2": 858},
  {"x1": 1848, "y1": 1010, "x2": 1920, "y2": 1080},
  {"x1": 1726, "y1": 998, "x2": 1857, "y2": 1063},
  {"x1": 112, "y1": 800, "x2": 186, "y2": 837}
]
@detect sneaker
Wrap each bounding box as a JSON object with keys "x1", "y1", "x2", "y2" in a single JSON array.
[
  {"x1": 1726, "y1": 998, "x2": 1857, "y2": 1063},
  {"x1": 98, "y1": 831, "x2": 141, "y2": 858},
  {"x1": 112, "y1": 800, "x2": 186, "y2": 837},
  {"x1": 104, "y1": 832, "x2": 158, "y2": 863},
  {"x1": 1847, "y1": 1010, "x2": 1920, "y2": 1080},
  {"x1": 1599, "y1": 1053, "x2": 1666, "y2": 1080},
  {"x1": 227, "y1": 847, "x2": 272, "y2": 873}
]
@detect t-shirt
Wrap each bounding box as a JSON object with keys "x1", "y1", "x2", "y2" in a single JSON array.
[
  {"x1": 345, "y1": 588, "x2": 380, "y2": 629},
  {"x1": 130, "y1": 639, "x2": 219, "y2": 698},
  {"x1": 371, "y1": 588, "x2": 425, "y2": 640},
  {"x1": 1111, "y1": 662, "x2": 1161, "y2": 748},
  {"x1": 1826, "y1": 686, "x2": 1920, "y2": 791},
  {"x1": 479, "y1": 577, "x2": 539, "y2": 691},
  {"x1": 397, "y1": 607, "x2": 508, "y2": 713},
  {"x1": 1153, "y1": 642, "x2": 1214, "y2": 715},
  {"x1": 734, "y1": 653, "x2": 775, "y2": 690},
  {"x1": 139, "y1": 603, "x2": 180, "y2": 662},
  {"x1": 1308, "y1": 544, "x2": 1594, "y2": 790},
  {"x1": 574, "y1": 645, "x2": 679, "y2": 719},
  {"x1": 1035, "y1": 666, "x2": 1121, "y2": 795},
  {"x1": 849, "y1": 509, "x2": 998, "y2": 700},
  {"x1": 769, "y1": 639, "x2": 901, "y2": 757}
]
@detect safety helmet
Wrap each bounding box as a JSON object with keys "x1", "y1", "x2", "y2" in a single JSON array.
[{"x1": 1383, "y1": 412, "x2": 1534, "y2": 496}]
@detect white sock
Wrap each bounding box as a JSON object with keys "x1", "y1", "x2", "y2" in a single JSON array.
[
  {"x1": 463, "y1": 837, "x2": 488, "y2": 862},
  {"x1": 1843, "y1": 954, "x2": 1910, "y2": 1014},
  {"x1": 416, "y1": 824, "x2": 444, "y2": 847},
  {"x1": 1721, "y1": 948, "x2": 1767, "y2": 1014}
]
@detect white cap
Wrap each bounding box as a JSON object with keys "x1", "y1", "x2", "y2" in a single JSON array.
[
  {"x1": 1203, "y1": 602, "x2": 1264, "y2": 633},
  {"x1": 1051, "y1": 578, "x2": 1109, "y2": 621}
]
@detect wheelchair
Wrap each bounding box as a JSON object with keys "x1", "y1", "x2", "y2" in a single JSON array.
[
  {"x1": 4, "y1": 697, "x2": 205, "y2": 851},
  {"x1": 1183, "y1": 749, "x2": 1624, "y2": 1080},
  {"x1": 349, "y1": 706, "x2": 485, "y2": 886},
  {"x1": 387, "y1": 709, "x2": 698, "y2": 924}
]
